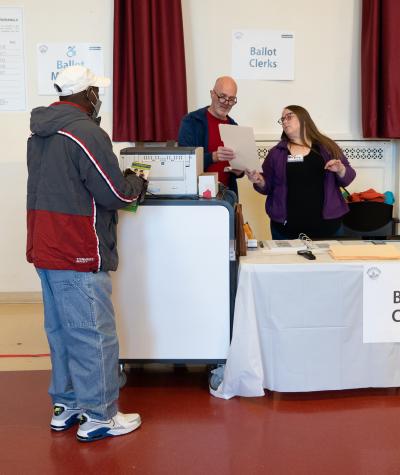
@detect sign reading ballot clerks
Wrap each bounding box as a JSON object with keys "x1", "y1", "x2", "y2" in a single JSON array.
[
  {"x1": 363, "y1": 263, "x2": 400, "y2": 343},
  {"x1": 232, "y1": 30, "x2": 294, "y2": 80}
]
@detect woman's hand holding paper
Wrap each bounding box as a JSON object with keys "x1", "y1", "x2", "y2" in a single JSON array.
[{"x1": 245, "y1": 169, "x2": 265, "y2": 187}]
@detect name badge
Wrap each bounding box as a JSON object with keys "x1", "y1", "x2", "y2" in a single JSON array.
[{"x1": 287, "y1": 154, "x2": 304, "y2": 163}]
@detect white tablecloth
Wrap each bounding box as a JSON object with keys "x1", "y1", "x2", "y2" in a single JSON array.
[{"x1": 214, "y1": 250, "x2": 400, "y2": 398}]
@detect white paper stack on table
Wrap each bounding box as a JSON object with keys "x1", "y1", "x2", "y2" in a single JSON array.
[{"x1": 262, "y1": 240, "x2": 340, "y2": 255}]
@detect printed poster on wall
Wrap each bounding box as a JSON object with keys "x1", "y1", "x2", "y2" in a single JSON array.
[
  {"x1": 363, "y1": 262, "x2": 400, "y2": 343},
  {"x1": 0, "y1": 6, "x2": 26, "y2": 111},
  {"x1": 37, "y1": 43, "x2": 105, "y2": 95},
  {"x1": 232, "y1": 30, "x2": 294, "y2": 80}
]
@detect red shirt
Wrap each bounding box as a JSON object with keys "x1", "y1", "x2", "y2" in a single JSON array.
[{"x1": 206, "y1": 110, "x2": 230, "y2": 186}]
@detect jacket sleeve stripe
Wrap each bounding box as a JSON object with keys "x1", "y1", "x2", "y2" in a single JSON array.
[
  {"x1": 58, "y1": 129, "x2": 138, "y2": 203},
  {"x1": 91, "y1": 198, "x2": 101, "y2": 272}
]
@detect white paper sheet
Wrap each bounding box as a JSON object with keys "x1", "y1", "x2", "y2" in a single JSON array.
[
  {"x1": 0, "y1": 7, "x2": 26, "y2": 111},
  {"x1": 261, "y1": 239, "x2": 341, "y2": 255},
  {"x1": 219, "y1": 124, "x2": 262, "y2": 172}
]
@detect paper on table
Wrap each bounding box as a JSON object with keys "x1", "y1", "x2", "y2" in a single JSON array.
[
  {"x1": 261, "y1": 239, "x2": 341, "y2": 255},
  {"x1": 263, "y1": 239, "x2": 307, "y2": 254},
  {"x1": 219, "y1": 124, "x2": 262, "y2": 172}
]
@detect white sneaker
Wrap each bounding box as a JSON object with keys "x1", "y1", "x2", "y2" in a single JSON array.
[
  {"x1": 50, "y1": 404, "x2": 81, "y2": 431},
  {"x1": 77, "y1": 411, "x2": 141, "y2": 442}
]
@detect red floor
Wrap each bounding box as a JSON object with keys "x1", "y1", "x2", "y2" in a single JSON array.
[{"x1": 1, "y1": 368, "x2": 400, "y2": 475}]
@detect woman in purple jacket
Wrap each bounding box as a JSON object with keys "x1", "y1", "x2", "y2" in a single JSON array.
[{"x1": 246, "y1": 105, "x2": 356, "y2": 239}]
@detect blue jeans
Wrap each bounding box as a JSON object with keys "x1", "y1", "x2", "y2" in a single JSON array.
[{"x1": 36, "y1": 269, "x2": 119, "y2": 420}]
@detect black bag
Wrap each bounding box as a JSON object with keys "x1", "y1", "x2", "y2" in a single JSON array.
[{"x1": 342, "y1": 202, "x2": 393, "y2": 232}]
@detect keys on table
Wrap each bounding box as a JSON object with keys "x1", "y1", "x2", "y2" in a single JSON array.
[{"x1": 297, "y1": 250, "x2": 316, "y2": 260}]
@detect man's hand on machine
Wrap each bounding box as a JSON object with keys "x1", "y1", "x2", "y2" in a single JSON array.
[
  {"x1": 123, "y1": 168, "x2": 135, "y2": 177},
  {"x1": 123, "y1": 169, "x2": 148, "y2": 203}
]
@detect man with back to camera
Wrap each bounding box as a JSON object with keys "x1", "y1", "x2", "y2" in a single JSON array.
[
  {"x1": 178, "y1": 76, "x2": 243, "y2": 198},
  {"x1": 26, "y1": 65, "x2": 147, "y2": 442}
]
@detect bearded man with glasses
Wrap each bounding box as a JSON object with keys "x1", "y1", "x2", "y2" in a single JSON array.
[{"x1": 178, "y1": 76, "x2": 243, "y2": 198}]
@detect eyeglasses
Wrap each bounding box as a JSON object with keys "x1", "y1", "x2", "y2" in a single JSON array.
[
  {"x1": 213, "y1": 90, "x2": 237, "y2": 106},
  {"x1": 277, "y1": 113, "x2": 295, "y2": 125}
]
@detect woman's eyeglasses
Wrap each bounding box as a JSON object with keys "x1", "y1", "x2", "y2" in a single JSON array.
[{"x1": 278, "y1": 113, "x2": 295, "y2": 125}]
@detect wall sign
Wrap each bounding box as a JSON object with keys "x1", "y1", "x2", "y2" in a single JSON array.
[
  {"x1": 232, "y1": 29, "x2": 294, "y2": 81},
  {"x1": 37, "y1": 43, "x2": 105, "y2": 95},
  {"x1": 363, "y1": 262, "x2": 400, "y2": 343}
]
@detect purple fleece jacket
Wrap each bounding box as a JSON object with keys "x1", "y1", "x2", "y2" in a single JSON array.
[{"x1": 254, "y1": 139, "x2": 356, "y2": 224}]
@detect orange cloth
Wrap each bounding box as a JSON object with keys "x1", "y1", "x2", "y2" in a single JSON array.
[{"x1": 349, "y1": 188, "x2": 385, "y2": 203}]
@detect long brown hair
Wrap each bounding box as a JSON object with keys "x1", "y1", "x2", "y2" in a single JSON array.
[{"x1": 281, "y1": 105, "x2": 343, "y2": 160}]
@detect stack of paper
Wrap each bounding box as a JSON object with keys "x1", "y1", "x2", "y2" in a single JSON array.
[
  {"x1": 262, "y1": 240, "x2": 340, "y2": 255},
  {"x1": 329, "y1": 244, "x2": 400, "y2": 260},
  {"x1": 262, "y1": 240, "x2": 307, "y2": 255}
]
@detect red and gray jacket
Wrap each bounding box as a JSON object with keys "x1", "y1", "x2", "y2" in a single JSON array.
[{"x1": 27, "y1": 101, "x2": 145, "y2": 272}]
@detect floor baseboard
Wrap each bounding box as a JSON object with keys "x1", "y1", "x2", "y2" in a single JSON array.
[{"x1": 0, "y1": 292, "x2": 42, "y2": 304}]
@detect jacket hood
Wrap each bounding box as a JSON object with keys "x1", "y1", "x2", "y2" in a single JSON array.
[{"x1": 30, "y1": 102, "x2": 90, "y2": 137}]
